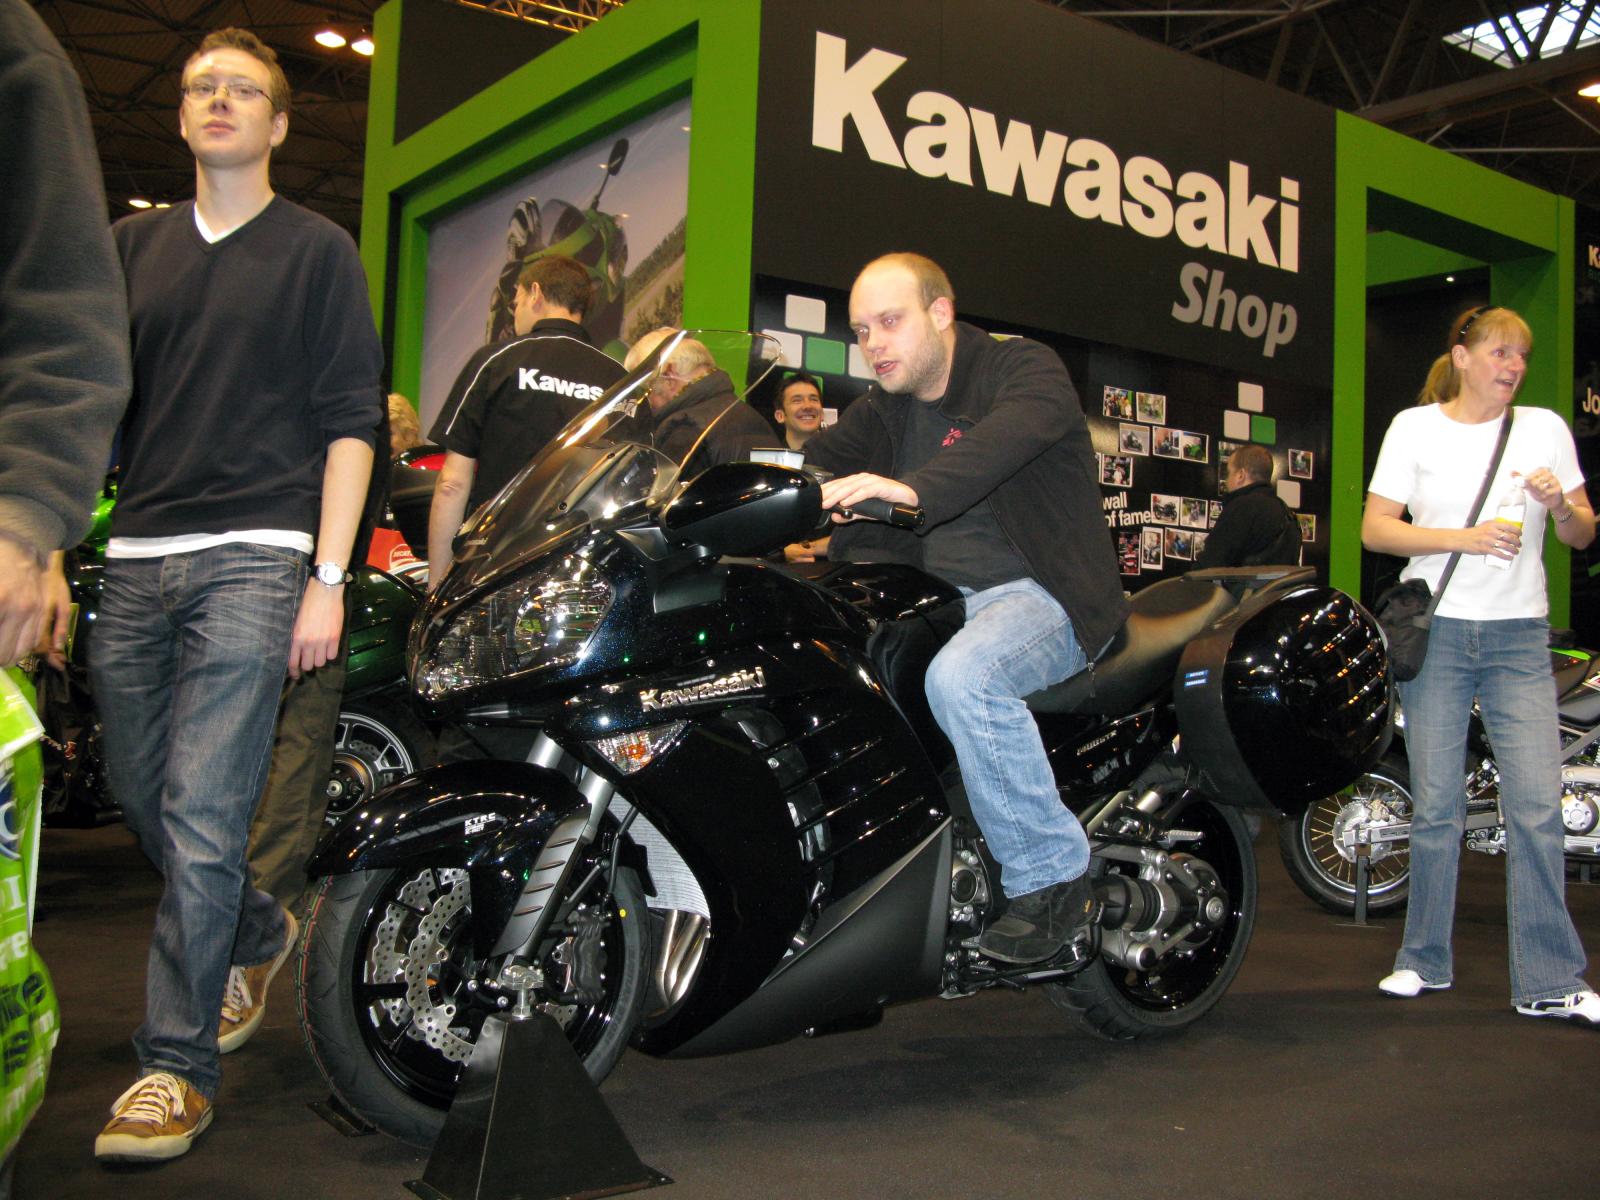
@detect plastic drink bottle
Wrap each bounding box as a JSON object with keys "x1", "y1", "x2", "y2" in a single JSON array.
[{"x1": 1485, "y1": 479, "x2": 1525, "y2": 571}]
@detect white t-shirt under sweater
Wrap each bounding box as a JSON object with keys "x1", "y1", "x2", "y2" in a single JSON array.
[{"x1": 1368, "y1": 403, "x2": 1582, "y2": 621}]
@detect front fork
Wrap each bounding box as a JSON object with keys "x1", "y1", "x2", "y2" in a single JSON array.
[{"x1": 489, "y1": 733, "x2": 621, "y2": 959}]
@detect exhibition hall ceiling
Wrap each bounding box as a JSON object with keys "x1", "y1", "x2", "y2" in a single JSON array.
[{"x1": 34, "y1": 0, "x2": 1600, "y2": 234}]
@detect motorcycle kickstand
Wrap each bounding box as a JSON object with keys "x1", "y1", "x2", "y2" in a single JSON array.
[{"x1": 1337, "y1": 836, "x2": 1380, "y2": 930}]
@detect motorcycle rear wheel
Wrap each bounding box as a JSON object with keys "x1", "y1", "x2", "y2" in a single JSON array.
[
  {"x1": 1277, "y1": 756, "x2": 1411, "y2": 915},
  {"x1": 297, "y1": 862, "x2": 648, "y2": 1147},
  {"x1": 1045, "y1": 798, "x2": 1256, "y2": 1039}
]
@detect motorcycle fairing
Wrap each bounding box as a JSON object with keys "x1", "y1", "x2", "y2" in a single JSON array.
[
  {"x1": 304, "y1": 759, "x2": 591, "y2": 958},
  {"x1": 344, "y1": 566, "x2": 421, "y2": 696},
  {"x1": 667, "y1": 821, "x2": 952, "y2": 1058}
]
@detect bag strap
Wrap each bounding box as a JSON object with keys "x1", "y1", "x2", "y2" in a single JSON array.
[{"x1": 1427, "y1": 409, "x2": 1515, "y2": 617}]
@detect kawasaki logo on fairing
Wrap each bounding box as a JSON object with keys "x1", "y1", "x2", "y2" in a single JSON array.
[{"x1": 640, "y1": 667, "x2": 767, "y2": 713}]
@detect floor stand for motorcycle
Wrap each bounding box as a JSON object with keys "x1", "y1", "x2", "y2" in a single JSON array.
[
  {"x1": 405, "y1": 1005, "x2": 669, "y2": 1200},
  {"x1": 1337, "y1": 836, "x2": 1379, "y2": 929}
]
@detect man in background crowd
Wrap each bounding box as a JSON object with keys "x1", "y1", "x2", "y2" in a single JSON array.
[
  {"x1": 1196, "y1": 444, "x2": 1300, "y2": 569},
  {"x1": 774, "y1": 372, "x2": 827, "y2": 452},
  {"x1": 628, "y1": 328, "x2": 775, "y2": 475},
  {"x1": 426, "y1": 255, "x2": 624, "y2": 581},
  {"x1": 91, "y1": 28, "x2": 381, "y2": 1163}
]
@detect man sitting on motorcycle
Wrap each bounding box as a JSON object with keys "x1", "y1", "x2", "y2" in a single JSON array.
[{"x1": 807, "y1": 253, "x2": 1129, "y2": 963}]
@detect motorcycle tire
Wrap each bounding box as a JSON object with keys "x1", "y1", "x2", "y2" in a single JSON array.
[
  {"x1": 325, "y1": 696, "x2": 435, "y2": 827},
  {"x1": 296, "y1": 861, "x2": 649, "y2": 1148},
  {"x1": 1277, "y1": 755, "x2": 1411, "y2": 916},
  {"x1": 1045, "y1": 798, "x2": 1256, "y2": 1039}
]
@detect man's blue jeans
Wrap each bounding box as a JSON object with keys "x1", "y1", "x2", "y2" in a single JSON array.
[
  {"x1": 1395, "y1": 615, "x2": 1590, "y2": 1004},
  {"x1": 91, "y1": 543, "x2": 304, "y2": 1098},
  {"x1": 926, "y1": 579, "x2": 1090, "y2": 897}
]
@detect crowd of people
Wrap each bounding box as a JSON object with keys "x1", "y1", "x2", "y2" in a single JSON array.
[{"x1": 2, "y1": 9, "x2": 1596, "y2": 1184}]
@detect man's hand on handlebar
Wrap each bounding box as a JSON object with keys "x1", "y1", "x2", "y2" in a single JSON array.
[{"x1": 821, "y1": 474, "x2": 919, "y2": 524}]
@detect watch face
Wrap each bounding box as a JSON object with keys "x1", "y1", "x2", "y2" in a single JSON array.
[{"x1": 316, "y1": 563, "x2": 347, "y2": 586}]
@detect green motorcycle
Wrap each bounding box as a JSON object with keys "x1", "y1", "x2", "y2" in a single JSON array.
[{"x1": 38, "y1": 483, "x2": 430, "y2": 829}]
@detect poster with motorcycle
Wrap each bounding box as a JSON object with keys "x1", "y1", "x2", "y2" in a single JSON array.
[{"x1": 416, "y1": 96, "x2": 693, "y2": 431}]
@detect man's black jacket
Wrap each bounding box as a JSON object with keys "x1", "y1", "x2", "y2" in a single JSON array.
[
  {"x1": 805, "y1": 322, "x2": 1128, "y2": 658},
  {"x1": 1196, "y1": 481, "x2": 1300, "y2": 569}
]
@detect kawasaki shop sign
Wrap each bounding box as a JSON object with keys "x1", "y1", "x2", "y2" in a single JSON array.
[{"x1": 754, "y1": 0, "x2": 1335, "y2": 380}]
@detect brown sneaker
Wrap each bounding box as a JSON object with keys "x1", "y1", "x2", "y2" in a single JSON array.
[
  {"x1": 218, "y1": 908, "x2": 299, "y2": 1054},
  {"x1": 94, "y1": 1073, "x2": 213, "y2": 1162}
]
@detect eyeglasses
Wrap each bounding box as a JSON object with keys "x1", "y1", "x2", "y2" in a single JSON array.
[{"x1": 181, "y1": 80, "x2": 268, "y2": 103}]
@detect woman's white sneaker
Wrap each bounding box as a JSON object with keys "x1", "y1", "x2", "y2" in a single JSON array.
[
  {"x1": 1513, "y1": 990, "x2": 1600, "y2": 1027},
  {"x1": 1378, "y1": 969, "x2": 1451, "y2": 998}
]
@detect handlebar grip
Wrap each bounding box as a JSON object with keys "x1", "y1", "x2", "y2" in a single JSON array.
[{"x1": 843, "y1": 498, "x2": 926, "y2": 529}]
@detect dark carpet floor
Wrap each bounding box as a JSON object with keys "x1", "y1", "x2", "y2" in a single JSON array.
[{"x1": 13, "y1": 819, "x2": 1599, "y2": 1200}]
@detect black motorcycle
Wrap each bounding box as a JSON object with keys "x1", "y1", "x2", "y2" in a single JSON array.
[
  {"x1": 1278, "y1": 643, "x2": 1600, "y2": 915},
  {"x1": 296, "y1": 332, "x2": 1391, "y2": 1147}
]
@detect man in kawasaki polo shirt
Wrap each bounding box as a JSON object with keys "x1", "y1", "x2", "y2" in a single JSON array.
[{"x1": 426, "y1": 255, "x2": 625, "y2": 579}]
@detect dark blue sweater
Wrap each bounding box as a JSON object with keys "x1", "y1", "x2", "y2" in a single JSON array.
[{"x1": 111, "y1": 197, "x2": 382, "y2": 538}]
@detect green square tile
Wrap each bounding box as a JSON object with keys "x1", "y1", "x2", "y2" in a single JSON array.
[
  {"x1": 805, "y1": 337, "x2": 847, "y2": 375},
  {"x1": 1250, "y1": 415, "x2": 1277, "y2": 445}
]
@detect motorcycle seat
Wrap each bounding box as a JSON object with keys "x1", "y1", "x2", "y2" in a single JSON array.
[{"x1": 1025, "y1": 576, "x2": 1238, "y2": 715}]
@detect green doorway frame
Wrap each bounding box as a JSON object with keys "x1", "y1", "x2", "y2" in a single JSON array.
[{"x1": 1331, "y1": 113, "x2": 1576, "y2": 620}]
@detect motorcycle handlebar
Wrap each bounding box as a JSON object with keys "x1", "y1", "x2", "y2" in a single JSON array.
[{"x1": 839, "y1": 498, "x2": 926, "y2": 529}]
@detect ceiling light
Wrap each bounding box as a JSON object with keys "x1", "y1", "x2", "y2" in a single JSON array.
[
  {"x1": 351, "y1": 35, "x2": 375, "y2": 56},
  {"x1": 1581, "y1": 82, "x2": 1600, "y2": 98},
  {"x1": 154, "y1": 202, "x2": 171, "y2": 209},
  {"x1": 315, "y1": 29, "x2": 347, "y2": 49},
  {"x1": 128, "y1": 198, "x2": 152, "y2": 209},
  {"x1": 1446, "y1": 274, "x2": 1457, "y2": 283}
]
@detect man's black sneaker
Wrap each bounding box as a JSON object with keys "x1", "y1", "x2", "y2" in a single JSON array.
[{"x1": 979, "y1": 873, "x2": 1099, "y2": 964}]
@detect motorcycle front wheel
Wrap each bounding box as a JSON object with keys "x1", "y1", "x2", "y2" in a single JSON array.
[
  {"x1": 1045, "y1": 798, "x2": 1256, "y2": 1039},
  {"x1": 297, "y1": 862, "x2": 648, "y2": 1147},
  {"x1": 1277, "y1": 756, "x2": 1411, "y2": 915}
]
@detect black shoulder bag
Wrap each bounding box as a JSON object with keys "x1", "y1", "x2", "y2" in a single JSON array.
[{"x1": 1373, "y1": 410, "x2": 1514, "y2": 682}]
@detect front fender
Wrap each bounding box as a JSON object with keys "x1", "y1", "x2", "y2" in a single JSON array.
[{"x1": 307, "y1": 760, "x2": 592, "y2": 959}]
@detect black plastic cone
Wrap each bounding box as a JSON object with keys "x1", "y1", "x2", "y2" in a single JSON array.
[{"x1": 405, "y1": 1012, "x2": 669, "y2": 1200}]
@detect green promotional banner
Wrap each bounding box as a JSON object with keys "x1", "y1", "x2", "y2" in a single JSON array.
[{"x1": 0, "y1": 669, "x2": 58, "y2": 1161}]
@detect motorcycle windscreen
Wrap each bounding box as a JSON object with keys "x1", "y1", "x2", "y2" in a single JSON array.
[{"x1": 1173, "y1": 585, "x2": 1391, "y2": 810}]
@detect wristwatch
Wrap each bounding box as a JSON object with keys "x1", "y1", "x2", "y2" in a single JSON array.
[{"x1": 313, "y1": 561, "x2": 354, "y2": 587}]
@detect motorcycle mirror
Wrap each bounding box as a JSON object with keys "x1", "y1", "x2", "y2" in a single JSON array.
[{"x1": 605, "y1": 139, "x2": 629, "y2": 176}]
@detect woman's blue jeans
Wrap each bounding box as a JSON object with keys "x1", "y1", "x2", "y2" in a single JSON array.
[
  {"x1": 1395, "y1": 615, "x2": 1590, "y2": 1004},
  {"x1": 91, "y1": 543, "x2": 304, "y2": 1098},
  {"x1": 925, "y1": 579, "x2": 1090, "y2": 898}
]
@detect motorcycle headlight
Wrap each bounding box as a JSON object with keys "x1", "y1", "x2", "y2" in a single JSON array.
[{"x1": 416, "y1": 556, "x2": 612, "y2": 701}]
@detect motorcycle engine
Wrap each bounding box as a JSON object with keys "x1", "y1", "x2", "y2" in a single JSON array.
[
  {"x1": 1560, "y1": 766, "x2": 1600, "y2": 837},
  {"x1": 949, "y1": 842, "x2": 991, "y2": 930}
]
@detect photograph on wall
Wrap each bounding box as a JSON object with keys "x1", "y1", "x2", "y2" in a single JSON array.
[
  {"x1": 416, "y1": 96, "x2": 692, "y2": 427},
  {"x1": 1118, "y1": 530, "x2": 1141, "y2": 575},
  {"x1": 1180, "y1": 497, "x2": 1209, "y2": 529},
  {"x1": 1208, "y1": 499, "x2": 1224, "y2": 525},
  {"x1": 1099, "y1": 454, "x2": 1134, "y2": 487},
  {"x1": 1191, "y1": 531, "x2": 1209, "y2": 559},
  {"x1": 1289, "y1": 448, "x2": 1314, "y2": 479},
  {"x1": 1153, "y1": 427, "x2": 1181, "y2": 458},
  {"x1": 1164, "y1": 526, "x2": 1194, "y2": 561},
  {"x1": 1150, "y1": 493, "x2": 1179, "y2": 523},
  {"x1": 1218, "y1": 439, "x2": 1242, "y2": 461},
  {"x1": 1181, "y1": 432, "x2": 1209, "y2": 463},
  {"x1": 1140, "y1": 526, "x2": 1164, "y2": 569},
  {"x1": 1119, "y1": 424, "x2": 1149, "y2": 456},
  {"x1": 1103, "y1": 386, "x2": 1135, "y2": 420},
  {"x1": 1136, "y1": 391, "x2": 1166, "y2": 423},
  {"x1": 1297, "y1": 513, "x2": 1317, "y2": 542}
]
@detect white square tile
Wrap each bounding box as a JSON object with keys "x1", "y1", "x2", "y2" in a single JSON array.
[
  {"x1": 761, "y1": 328, "x2": 804, "y2": 367},
  {"x1": 785, "y1": 294, "x2": 828, "y2": 334},
  {"x1": 1276, "y1": 480, "x2": 1301, "y2": 507},
  {"x1": 848, "y1": 344, "x2": 873, "y2": 380},
  {"x1": 1237, "y1": 382, "x2": 1264, "y2": 412},
  {"x1": 1224, "y1": 409, "x2": 1251, "y2": 440}
]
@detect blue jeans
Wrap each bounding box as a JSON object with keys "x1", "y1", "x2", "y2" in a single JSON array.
[
  {"x1": 926, "y1": 579, "x2": 1090, "y2": 897},
  {"x1": 1395, "y1": 616, "x2": 1590, "y2": 1004},
  {"x1": 91, "y1": 543, "x2": 304, "y2": 1097}
]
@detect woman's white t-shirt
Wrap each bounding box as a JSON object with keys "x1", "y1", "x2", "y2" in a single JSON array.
[{"x1": 1367, "y1": 404, "x2": 1582, "y2": 621}]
